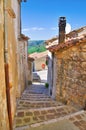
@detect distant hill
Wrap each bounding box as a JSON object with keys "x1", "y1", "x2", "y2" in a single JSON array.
[{"x1": 28, "y1": 40, "x2": 46, "y2": 54}]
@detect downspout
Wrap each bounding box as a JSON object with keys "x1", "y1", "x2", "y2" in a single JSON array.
[
  {"x1": 4, "y1": 0, "x2": 13, "y2": 130},
  {"x1": 51, "y1": 52, "x2": 54, "y2": 95}
]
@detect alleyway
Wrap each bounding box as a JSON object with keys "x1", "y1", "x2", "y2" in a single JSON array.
[{"x1": 14, "y1": 81, "x2": 86, "y2": 130}]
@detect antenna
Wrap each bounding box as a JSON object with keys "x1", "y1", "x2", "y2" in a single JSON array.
[{"x1": 65, "y1": 23, "x2": 71, "y2": 34}]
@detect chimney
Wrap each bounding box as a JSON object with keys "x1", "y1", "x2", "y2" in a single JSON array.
[{"x1": 58, "y1": 17, "x2": 66, "y2": 44}]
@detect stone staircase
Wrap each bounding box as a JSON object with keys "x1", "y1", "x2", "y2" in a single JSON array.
[{"x1": 14, "y1": 83, "x2": 80, "y2": 130}]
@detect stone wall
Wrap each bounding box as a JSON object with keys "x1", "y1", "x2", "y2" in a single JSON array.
[
  {"x1": 17, "y1": 38, "x2": 28, "y2": 97},
  {"x1": 28, "y1": 60, "x2": 33, "y2": 85},
  {"x1": 0, "y1": 0, "x2": 20, "y2": 127},
  {"x1": 0, "y1": 0, "x2": 28, "y2": 129},
  {"x1": 7, "y1": 8, "x2": 18, "y2": 121},
  {"x1": 11, "y1": 0, "x2": 22, "y2": 99},
  {"x1": 0, "y1": 1, "x2": 9, "y2": 130},
  {"x1": 11, "y1": 1, "x2": 28, "y2": 99},
  {"x1": 56, "y1": 42, "x2": 86, "y2": 109},
  {"x1": 52, "y1": 54, "x2": 58, "y2": 99},
  {"x1": 34, "y1": 56, "x2": 47, "y2": 71}
]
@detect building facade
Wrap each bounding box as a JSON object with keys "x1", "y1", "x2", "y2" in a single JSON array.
[
  {"x1": 46, "y1": 18, "x2": 86, "y2": 104},
  {"x1": 0, "y1": 0, "x2": 28, "y2": 130},
  {"x1": 0, "y1": 0, "x2": 10, "y2": 129},
  {"x1": 17, "y1": 34, "x2": 29, "y2": 96},
  {"x1": 49, "y1": 34, "x2": 86, "y2": 109}
]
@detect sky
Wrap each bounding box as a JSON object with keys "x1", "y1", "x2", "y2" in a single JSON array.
[{"x1": 21, "y1": 0, "x2": 86, "y2": 40}]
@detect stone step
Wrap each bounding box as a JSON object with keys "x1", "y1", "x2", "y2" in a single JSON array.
[
  {"x1": 22, "y1": 93, "x2": 48, "y2": 96},
  {"x1": 18, "y1": 100, "x2": 57, "y2": 103},
  {"x1": 17, "y1": 101, "x2": 63, "y2": 110},
  {"x1": 24, "y1": 91, "x2": 48, "y2": 94},
  {"x1": 14, "y1": 110, "x2": 85, "y2": 130},
  {"x1": 15, "y1": 105, "x2": 78, "y2": 128},
  {"x1": 20, "y1": 94, "x2": 51, "y2": 99},
  {"x1": 22, "y1": 94, "x2": 50, "y2": 97},
  {"x1": 24, "y1": 89, "x2": 47, "y2": 92},
  {"x1": 20, "y1": 96, "x2": 52, "y2": 101},
  {"x1": 21, "y1": 92, "x2": 49, "y2": 96},
  {"x1": 23, "y1": 86, "x2": 48, "y2": 94}
]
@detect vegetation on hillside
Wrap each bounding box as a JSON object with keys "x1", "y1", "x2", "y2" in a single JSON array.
[{"x1": 28, "y1": 40, "x2": 46, "y2": 54}]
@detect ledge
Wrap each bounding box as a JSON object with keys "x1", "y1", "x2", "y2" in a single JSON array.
[
  {"x1": 5, "y1": 7, "x2": 16, "y2": 18},
  {"x1": 18, "y1": 34, "x2": 30, "y2": 41}
]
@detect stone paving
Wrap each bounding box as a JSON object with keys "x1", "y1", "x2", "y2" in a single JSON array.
[
  {"x1": 69, "y1": 112, "x2": 86, "y2": 130},
  {"x1": 14, "y1": 82, "x2": 86, "y2": 130}
]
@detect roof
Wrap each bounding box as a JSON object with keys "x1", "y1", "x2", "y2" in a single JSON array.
[
  {"x1": 45, "y1": 26, "x2": 86, "y2": 47},
  {"x1": 28, "y1": 57, "x2": 34, "y2": 62},
  {"x1": 29, "y1": 51, "x2": 48, "y2": 60},
  {"x1": 46, "y1": 39, "x2": 58, "y2": 49},
  {"x1": 45, "y1": 36, "x2": 58, "y2": 45},
  {"x1": 48, "y1": 35, "x2": 86, "y2": 52},
  {"x1": 66, "y1": 26, "x2": 86, "y2": 38}
]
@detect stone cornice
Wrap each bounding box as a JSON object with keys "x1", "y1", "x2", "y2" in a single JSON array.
[
  {"x1": 28, "y1": 57, "x2": 34, "y2": 62},
  {"x1": 18, "y1": 34, "x2": 30, "y2": 41},
  {"x1": 5, "y1": 7, "x2": 16, "y2": 18}
]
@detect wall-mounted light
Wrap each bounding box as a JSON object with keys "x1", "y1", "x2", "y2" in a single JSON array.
[{"x1": 21, "y1": 0, "x2": 27, "y2": 2}]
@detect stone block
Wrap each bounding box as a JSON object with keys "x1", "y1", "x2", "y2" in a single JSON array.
[
  {"x1": 46, "y1": 114, "x2": 55, "y2": 119},
  {"x1": 38, "y1": 116, "x2": 45, "y2": 120},
  {"x1": 23, "y1": 118, "x2": 30, "y2": 123},
  {"x1": 41, "y1": 110, "x2": 47, "y2": 115},
  {"x1": 17, "y1": 112, "x2": 24, "y2": 117},
  {"x1": 16, "y1": 119, "x2": 22, "y2": 125},
  {"x1": 34, "y1": 111, "x2": 40, "y2": 116},
  {"x1": 26, "y1": 112, "x2": 33, "y2": 116},
  {"x1": 33, "y1": 116, "x2": 38, "y2": 121}
]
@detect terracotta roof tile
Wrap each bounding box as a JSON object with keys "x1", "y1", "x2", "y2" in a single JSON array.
[
  {"x1": 29, "y1": 51, "x2": 48, "y2": 59},
  {"x1": 66, "y1": 26, "x2": 86, "y2": 37},
  {"x1": 48, "y1": 35, "x2": 86, "y2": 52},
  {"x1": 45, "y1": 26, "x2": 86, "y2": 47},
  {"x1": 28, "y1": 57, "x2": 34, "y2": 62},
  {"x1": 45, "y1": 36, "x2": 58, "y2": 45}
]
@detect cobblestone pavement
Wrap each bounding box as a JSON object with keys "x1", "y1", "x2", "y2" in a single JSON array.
[{"x1": 14, "y1": 82, "x2": 86, "y2": 130}]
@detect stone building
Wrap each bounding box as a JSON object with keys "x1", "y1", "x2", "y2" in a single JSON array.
[
  {"x1": 47, "y1": 17, "x2": 86, "y2": 109},
  {"x1": 17, "y1": 34, "x2": 29, "y2": 97},
  {"x1": 45, "y1": 17, "x2": 66, "y2": 97},
  {"x1": 0, "y1": 0, "x2": 28, "y2": 130},
  {"x1": 49, "y1": 34, "x2": 86, "y2": 109},
  {"x1": 29, "y1": 51, "x2": 48, "y2": 71},
  {"x1": 0, "y1": 1, "x2": 10, "y2": 129}
]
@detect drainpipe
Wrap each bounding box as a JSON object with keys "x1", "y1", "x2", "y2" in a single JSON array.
[
  {"x1": 4, "y1": 0, "x2": 13, "y2": 130},
  {"x1": 51, "y1": 52, "x2": 54, "y2": 95}
]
